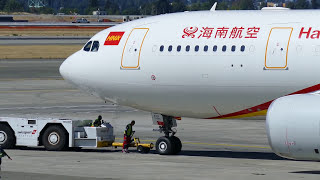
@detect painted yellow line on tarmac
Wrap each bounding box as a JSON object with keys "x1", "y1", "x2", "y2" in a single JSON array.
[
  {"x1": 115, "y1": 138, "x2": 270, "y2": 149},
  {"x1": 0, "y1": 89, "x2": 78, "y2": 93}
]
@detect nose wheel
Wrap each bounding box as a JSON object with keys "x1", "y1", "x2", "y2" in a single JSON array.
[
  {"x1": 155, "y1": 115, "x2": 182, "y2": 155},
  {"x1": 156, "y1": 136, "x2": 182, "y2": 155}
]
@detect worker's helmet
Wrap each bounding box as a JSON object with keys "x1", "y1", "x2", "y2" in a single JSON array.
[
  {"x1": 131, "y1": 120, "x2": 135, "y2": 125},
  {"x1": 98, "y1": 115, "x2": 102, "y2": 120}
]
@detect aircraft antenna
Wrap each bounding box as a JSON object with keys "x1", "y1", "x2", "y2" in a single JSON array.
[{"x1": 210, "y1": 2, "x2": 217, "y2": 11}]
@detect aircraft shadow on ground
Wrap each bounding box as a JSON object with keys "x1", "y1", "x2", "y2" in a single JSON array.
[
  {"x1": 14, "y1": 146, "x2": 122, "y2": 153},
  {"x1": 15, "y1": 147, "x2": 289, "y2": 161},
  {"x1": 291, "y1": 171, "x2": 320, "y2": 175},
  {"x1": 172, "y1": 150, "x2": 286, "y2": 160}
]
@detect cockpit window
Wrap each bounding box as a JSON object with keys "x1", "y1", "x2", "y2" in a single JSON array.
[
  {"x1": 84, "y1": 41, "x2": 92, "y2": 51},
  {"x1": 91, "y1": 41, "x2": 100, "y2": 52}
]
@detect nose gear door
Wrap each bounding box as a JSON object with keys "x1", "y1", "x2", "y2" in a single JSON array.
[{"x1": 121, "y1": 28, "x2": 149, "y2": 70}]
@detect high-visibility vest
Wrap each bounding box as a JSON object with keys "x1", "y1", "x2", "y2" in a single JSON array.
[
  {"x1": 124, "y1": 124, "x2": 132, "y2": 136},
  {"x1": 94, "y1": 119, "x2": 101, "y2": 127},
  {"x1": 91, "y1": 120, "x2": 94, "y2": 127}
]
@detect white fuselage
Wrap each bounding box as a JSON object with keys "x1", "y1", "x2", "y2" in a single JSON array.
[{"x1": 60, "y1": 10, "x2": 320, "y2": 119}]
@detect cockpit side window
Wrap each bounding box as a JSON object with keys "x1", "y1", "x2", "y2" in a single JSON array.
[
  {"x1": 84, "y1": 41, "x2": 92, "y2": 52},
  {"x1": 91, "y1": 41, "x2": 100, "y2": 52}
]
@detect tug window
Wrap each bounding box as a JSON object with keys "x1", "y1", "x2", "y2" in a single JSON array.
[
  {"x1": 168, "y1": 45, "x2": 173, "y2": 52},
  {"x1": 83, "y1": 41, "x2": 92, "y2": 52},
  {"x1": 91, "y1": 41, "x2": 100, "y2": 52}
]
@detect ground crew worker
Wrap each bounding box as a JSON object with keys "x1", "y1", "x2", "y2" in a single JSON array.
[
  {"x1": 93, "y1": 115, "x2": 103, "y2": 127},
  {"x1": 0, "y1": 146, "x2": 12, "y2": 171},
  {"x1": 122, "y1": 120, "x2": 135, "y2": 153}
]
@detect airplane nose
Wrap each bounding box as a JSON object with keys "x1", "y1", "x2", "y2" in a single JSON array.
[
  {"x1": 59, "y1": 56, "x2": 73, "y2": 82},
  {"x1": 59, "y1": 53, "x2": 90, "y2": 87},
  {"x1": 59, "y1": 59, "x2": 68, "y2": 80}
]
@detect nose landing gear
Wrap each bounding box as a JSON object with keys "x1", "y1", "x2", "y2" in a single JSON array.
[{"x1": 154, "y1": 115, "x2": 182, "y2": 155}]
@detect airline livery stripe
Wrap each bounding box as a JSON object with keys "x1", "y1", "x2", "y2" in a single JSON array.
[{"x1": 209, "y1": 84, "x2": 320, "y2": 119}]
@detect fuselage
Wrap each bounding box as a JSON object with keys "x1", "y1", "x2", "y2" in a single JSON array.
[{"x1": 60, "y1": 10, "x2": 320, "y2": 119}]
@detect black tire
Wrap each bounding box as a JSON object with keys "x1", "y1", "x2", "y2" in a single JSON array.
[
  {"x1": 170, "y1": 136, "x2": 182, "y2": 154},
  {"x1": 42, "y1": 125, "x2": 68, "y2": 151},
  {"x1": 156, "y1": 136, "x2": 174, "y2": 155},
  {"x1": 137, "y1": 145, "x2": 144, "y2": 153},
  {"x1": 0, "y1": 124, "x2": 15, "y2": 149}
]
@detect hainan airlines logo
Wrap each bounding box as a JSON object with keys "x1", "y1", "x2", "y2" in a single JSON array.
[
  {"x1": 182, "y1": 26, "x2": 260, "y2": 39},
  {"x1": 299, "y1": 27, "x2": 320, "y2": 39},
  {"x1": 104, "y1": 32, "x2": 125, "y2": 45}
]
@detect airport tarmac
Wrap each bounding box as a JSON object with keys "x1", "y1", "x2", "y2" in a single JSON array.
[
  {"x1": 0, "y1": 37, "x2": 89, "y2": 45},
  {"x1": 0, "y1": 59, "x2": 320, "y2": 180}
]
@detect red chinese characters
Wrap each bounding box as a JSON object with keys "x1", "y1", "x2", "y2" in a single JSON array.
[
  {"x1": 198, "y1": 27, "x2": 214, "y2": 39},
  {"x1": 215, "y1": 27, "x2": 229, "y2": 38},
  {"x1": 229, "y1": 27, "x2": 244, "y2": 39},
  {"x1": 182, "y1": 26, "x2": 260, "y2": 39},
  {"x1": 245, "y1": 27, "x2": 260, "y2": 38}
]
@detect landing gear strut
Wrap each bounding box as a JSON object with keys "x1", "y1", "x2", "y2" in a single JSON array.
[{"x1": 155, "y1": 115, "x2": 182, "y2": 155}]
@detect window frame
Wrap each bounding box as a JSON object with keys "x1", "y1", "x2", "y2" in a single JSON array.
[
  {"x1": 83, "y1": 41, "x2": 92, "y2": 52},
  {"x1": 91, "y1": 41, "x2": 100, "y2": 52}
]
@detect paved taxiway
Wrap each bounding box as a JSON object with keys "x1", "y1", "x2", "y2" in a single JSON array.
[
  {"x1": 0, "y1": 37, "x2": 89, "y2": 45},
  {"x1": 0, "y1": 59, "x2": 320, "y2": 180}
]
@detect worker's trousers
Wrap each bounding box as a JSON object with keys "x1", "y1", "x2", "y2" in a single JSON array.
[{"x1": 123, "y1": 135, "x2": 131, "y2": 149}]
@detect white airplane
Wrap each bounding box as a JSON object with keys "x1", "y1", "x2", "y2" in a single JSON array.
[{"x1": 60, "y1": 7, "x2": 320, "y2": 159}]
